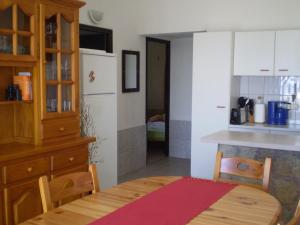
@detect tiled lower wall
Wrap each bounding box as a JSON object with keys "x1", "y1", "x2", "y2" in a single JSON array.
[
  {"x1": 240, "y1": 76, "x2": 300, "y2": 124},
  {"x1": 118, "y1": 125, "x2": 147, "y2": 176},
  {"x1": 169, "y1": 120, "x2": 191, "y2": 159},
  {"x1": 220, "y1": 144, "x2": 300, "y2": 222}
]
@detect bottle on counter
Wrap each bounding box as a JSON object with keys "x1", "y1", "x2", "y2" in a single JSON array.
[{"x1": 255, "y1": 96, "x2": 265, "y2": 123}]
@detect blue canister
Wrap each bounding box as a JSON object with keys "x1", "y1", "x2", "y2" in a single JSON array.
[
  {"x1": 267, "y1": 101, "x2": 290, "y2": 125},
  {"x1": 267, "y1": 101, "x2": 277, "y2": 125}
]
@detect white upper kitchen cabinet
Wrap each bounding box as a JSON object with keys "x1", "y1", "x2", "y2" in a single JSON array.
[
  {"x1": 234, "y1": 31, "x2": 275, "y2": 76},
  {"x1": 191, "y1": 32, "x2": 232, "y2": 179},
  {"x1": 275, "y1": 30, "x2": 300, "y2": 76}
]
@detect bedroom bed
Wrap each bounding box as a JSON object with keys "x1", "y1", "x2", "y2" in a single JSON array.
[{"x1": 147, "y1": 114, "x2": 165, "y2": 142}]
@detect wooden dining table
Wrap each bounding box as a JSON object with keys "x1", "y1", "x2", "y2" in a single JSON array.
[{"x1": 21, "y1": 176, "x2": 282, "y2": 225}]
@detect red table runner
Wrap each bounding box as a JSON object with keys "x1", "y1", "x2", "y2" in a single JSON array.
[{"x1": 89, "y1": 177, "x2": 237, "y2": 225}]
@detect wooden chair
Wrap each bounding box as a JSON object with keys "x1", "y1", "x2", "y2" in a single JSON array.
[
  {"x1": 39, "y1": 164, "x2": 100, "y2": 213},
  {"x1": 287, "y1": 200, "x2": 300, "y2": 225},
  {"x1": 213, "y1": 151, "x2": 272, "y2": 192}
]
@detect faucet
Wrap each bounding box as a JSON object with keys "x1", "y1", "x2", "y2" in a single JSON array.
[{"x1": 290, "y1": 82, "x2": 298, "y2": 110}]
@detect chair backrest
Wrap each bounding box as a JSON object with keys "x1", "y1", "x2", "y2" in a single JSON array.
[
  {"x1": 213, "y1": 151, "x2": 271, "y2": 192},
  {"x1": 39, "y1": 164, "x2": 100, "y2": 213},
  {"x1": 287, "y1": 200, "x2": 300, "y2": 225}
]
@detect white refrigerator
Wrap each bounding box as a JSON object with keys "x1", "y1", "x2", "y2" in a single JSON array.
[{"x1": 80, "y1": 48, "x2": 117, "y2": 190}]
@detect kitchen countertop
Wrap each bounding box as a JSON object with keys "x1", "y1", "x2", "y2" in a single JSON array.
[
  {"x1": 201, "y1": 130, "x2": 300, "y2": 152},
  {"x1": 229, "y1": 123, "x2": 300, "y2": 132}
]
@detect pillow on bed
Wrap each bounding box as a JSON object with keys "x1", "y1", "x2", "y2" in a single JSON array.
[{"x1": 148, "y1": 114, "x2": 165, "y2": 122}]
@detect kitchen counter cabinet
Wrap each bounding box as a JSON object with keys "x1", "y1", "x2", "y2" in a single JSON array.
[
  {"x1": 202, "y1": 130, "x2": 300, "y2": 221},
  {"x1": 275, "y1": 30, "x2": 300, "y2": 76},
  {"x1": 228, "y1": 126, "x2": 269, "y2": 134},
  {"x1": 234, "y1": 31, "x2": 275, "y2": 76}
]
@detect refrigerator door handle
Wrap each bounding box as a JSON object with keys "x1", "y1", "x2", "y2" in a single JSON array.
[{"x1": 89, "y1": 70, "x2": 96, "y2": 82}]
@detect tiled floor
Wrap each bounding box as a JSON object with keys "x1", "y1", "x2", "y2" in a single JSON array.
[
  {"x1": 146, "y1": 142, "x2": 167, "y2": 164},
  {"x1": 118, "y1": 156, "x2": 191, "y2": 184}
]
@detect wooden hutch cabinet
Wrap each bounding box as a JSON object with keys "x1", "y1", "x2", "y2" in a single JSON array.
[{"x1": 0, "y1": 1, "x2": 94, "y2": 224}]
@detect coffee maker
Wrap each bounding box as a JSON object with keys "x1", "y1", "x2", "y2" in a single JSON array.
[{"x1": 230, "y1": 97, "x2": 254, "y2": 124}]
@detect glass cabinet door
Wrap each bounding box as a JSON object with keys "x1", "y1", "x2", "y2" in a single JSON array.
[
  {"x1": 0, "y1": 3, "x2": 35, "y2": 58},
  {"x1": 61, "y1": 17, "x2": 71, "y2": 50},
  {"x1": 0, "y1": 7, "x2": 13, "y2": 54},
  {"x1": 17, "y1": 7, "x2": 31, "y2": 55},
  {"x1": 45, "y1": 16, "x2": 57, "y2": 49},
  {"x1": 42, "y1": 6, "x2": 76, "y2": 117}
]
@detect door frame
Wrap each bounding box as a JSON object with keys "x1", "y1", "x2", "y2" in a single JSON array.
[{"x1": 145, "y1": 37, "x2": 171, "y2": 156}]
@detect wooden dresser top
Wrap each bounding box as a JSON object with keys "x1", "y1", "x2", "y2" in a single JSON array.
[{"x1": 0, "y1": 137, "x2": 95, "y2": 163}]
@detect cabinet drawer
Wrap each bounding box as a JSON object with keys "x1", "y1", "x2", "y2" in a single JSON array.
[
  {"x1": 51, "y1": 164, "x2": 88, "y2": 179},
  {"x1": 51, "y1": 148, "x2": 88, "y2": 171},
  {"x1": 3, "y1": 158, "x2": 49, "y2": 184},
  {"x1": 42, "y1": 118, "x2": 79, "y2": 140}
]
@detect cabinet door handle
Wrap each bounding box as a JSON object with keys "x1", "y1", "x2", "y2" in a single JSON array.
[
  {"x1": 59, "y1": 127, "x2": 65, "y2": 132},
  {"x1": 27, "y1": 167, "x2": 33, "y2": 173},
  {"x1": 279, "y1": 69, "x2": 289, "y2": 72},
  {"x1": 216, "y1": 106, "x2": 226, "y2": 109},
  {"x1": 260, "y1": 69, "x2": 270, "y2": 72},
  {"x1": 69, "y1": 157, "x2": 74, "y2": 162}
]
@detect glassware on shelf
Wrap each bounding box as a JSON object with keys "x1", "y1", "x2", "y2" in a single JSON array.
[
  {"x1": 61, "y1": 54, "x2": 71, "y2": 80},
  {"x1": 46, "y1": 53, "x2": 57, "y2": 80},
  {"x1": 62, "y1": 85, "x2": 72, "y2": 112},
  {"x1": 62, "y1": 99, "x2": 71, "y2": 112},
  {"x1": 45, "y1": 16, "x2": 57, "y2": 49},
  {"x1": 0, "y1": 35, "x2": 12, "y2": 54},
  {"x1": 46, "y1": 85, "x2": 57, "y2": 112},
  {"x1": 5, "y1": 85, "x2": 22, "y2": 101},
  {"x1": 46, "y1": 98, "x2": 57, "y2": 112},
  {"x1": 18, "y1": 36, "x2": 30, "y2": 55}
]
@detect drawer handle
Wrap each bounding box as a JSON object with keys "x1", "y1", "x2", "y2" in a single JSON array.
[
  {"x1": 27, "y1": 167, "x2": 33, "y2": 173},
  {"x1": 260, "y1": 69, "x2": 270, "y2": 72},
  {"x1": 279, "y1": 69, "x2": 289, "y2": 72},
  {"x1": 69, "y1": 157, "x2": 74, "y2": 162},
  {"x1": 59, "y1": 127, "x2": 65, "y2": 132}
]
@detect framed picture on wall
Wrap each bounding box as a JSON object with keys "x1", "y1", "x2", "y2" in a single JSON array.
[{"x1": 122, "y1": 50, "x2": 140, "y2": 93}]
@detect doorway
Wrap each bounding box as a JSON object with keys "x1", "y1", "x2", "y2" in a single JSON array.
[{"x1": 146, "y1": 37, "x2": 170, "y2": 163}]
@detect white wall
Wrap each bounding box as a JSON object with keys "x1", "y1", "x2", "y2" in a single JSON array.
[
  {"x1": 137, "y1": 0, "x2": 300, "y2": 35},
  {"x1": 80, "y1": 0, "x2": 145, "y2": 131},
  {"x1": 170, "y1": 37, "x2": 193, "y2": 121},
  {"x1": 80, "y1": 0, "x2": 300, "y2": 132}
]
